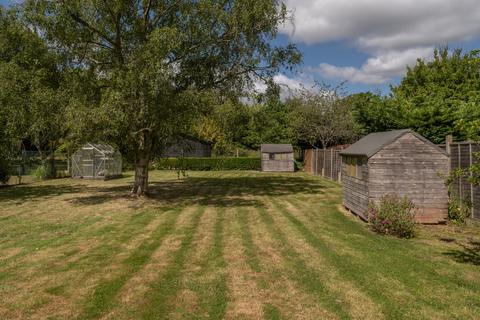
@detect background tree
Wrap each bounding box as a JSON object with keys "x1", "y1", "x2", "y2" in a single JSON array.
[
  {"x1": 0, "y1": 7, "x2": 66, "y2": 178},
  {"x1": 291, "y1": 86, "x2": 359, "y2": 149},
  {"x1": 392, "y1": 48, "x2": 480, "y2": 143},
  {"x1": 345, "y1": 92, "x2": 401, "y2": 135},
  {"x1": 242, "y1": 83, "x2": 296, "y2": 149},
  {"x1": 25, "y1": 0, "x2": 301, "y2": 195}
]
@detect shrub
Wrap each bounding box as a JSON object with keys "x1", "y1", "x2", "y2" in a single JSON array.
[
  {"x1": 448, "y1": 195, "x2": 471, "y2": 224},
  {"x1": 366, "y1": 195, "x2": 416, "y2": 238},
  {"x1": 33, "y1": 165, "x2": 48, "y2": 181},
  {"x1": 154, "y1": 157, "x2": 261, "y2": 171}
]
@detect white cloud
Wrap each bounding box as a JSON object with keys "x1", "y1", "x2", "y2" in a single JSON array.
[
  {"x1": 253, "y1": 73, "x2": 317, "y2": 99},
  {"x1": 315, "y1": 47, "x2": 432, "y2": 84},
  {"x1": 281, "y1": 0, "x2": 480, "y2": 84}
]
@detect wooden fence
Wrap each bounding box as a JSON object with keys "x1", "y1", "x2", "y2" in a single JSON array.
[{"x1": 304, "y1": 145, "x2": 350, "y2": 182}]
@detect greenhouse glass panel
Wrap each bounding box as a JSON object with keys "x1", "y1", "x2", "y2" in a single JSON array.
[{"x1": 72, "y1": 143, "x2": 122, "y2": 179}]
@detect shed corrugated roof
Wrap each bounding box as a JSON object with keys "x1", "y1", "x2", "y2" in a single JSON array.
[
  {"x1": 340, "y1": 129, "x2": 448, "y2": 158},
  {"x1": 261, "y1": 144, "x2": 293, "y2": 153}
]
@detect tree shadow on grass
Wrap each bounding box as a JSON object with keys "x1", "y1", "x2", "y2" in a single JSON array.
[
  {"x1": 0, "y1": 184, "x2": 86, "y2": 204},
  {"x1": 443, "y1": 241, "x2": 480, "y2": 266},
  {"x1": 70, "y1": 175, "x2": 329, "y2": 207},
  {"x1": 0, "y1": 175, "x2": 330, "y2": 208}
]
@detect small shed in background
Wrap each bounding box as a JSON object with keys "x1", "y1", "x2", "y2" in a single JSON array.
[
  {"x1": 72, "y1": 143, "x2": 122, "y2": 179},
  {"x1": 261, "y1": 144, "x2": 294, "y2": 172},
  {"x1": 340, "y1": 129, "x2": 449, "y2": 224}
]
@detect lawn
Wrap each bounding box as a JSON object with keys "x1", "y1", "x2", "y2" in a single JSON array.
[{"x1": 0, "y1": 171, "x2": 479, "y2": 320}]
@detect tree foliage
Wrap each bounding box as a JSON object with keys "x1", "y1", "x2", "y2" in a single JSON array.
[
  {"x1": 348, "y1": 48, "x2": 480, "y2": 144},
  {"x1": 0, "y1": 7, "x2": 67, "y2": 177},
  {"x1": 290, "y1": 86, "x2": 359, "y2": 148}
]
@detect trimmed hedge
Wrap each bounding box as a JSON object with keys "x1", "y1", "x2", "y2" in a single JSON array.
[{"x1": 155, "y1": 157, "x2": 261, "y2": 171}]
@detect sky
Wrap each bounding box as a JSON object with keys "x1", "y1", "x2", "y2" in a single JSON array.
[
  {"x1": 2, "y1": 0, "x2": 480, "y2": 95},
  {"x1": 274, "y1": 0, "x2": 480, "y2": 94}
]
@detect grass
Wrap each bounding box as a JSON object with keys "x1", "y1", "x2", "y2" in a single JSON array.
[{"x1": 0, "y1": 171, "x2": 479, "y2": 319}]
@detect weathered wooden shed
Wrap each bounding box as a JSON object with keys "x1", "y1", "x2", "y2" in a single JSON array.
[
  {"x1": 340, "y1": 129, "x2": 449, "y2": 224},
  {"x1": 261, "y1": 144, "x2": 294, "y2": 172}
]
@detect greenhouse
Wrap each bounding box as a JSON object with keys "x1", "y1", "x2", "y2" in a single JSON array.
[{"x1": 72, "y1": 143, "x2": 122, "y2": 179}]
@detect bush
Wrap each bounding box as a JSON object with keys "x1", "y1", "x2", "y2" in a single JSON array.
[
  {"x1": 154, "y1": 157, "x2": 261, "y2": 171},
  {"x1": 448, "y1": 195, "x2": 471, "y2": 224},
  {"x1": 366, "y1": 195, "x2": 416, "y2": 238},
  {"x1": 33, "y1": 165, "x2": 48, "y2": 181}
]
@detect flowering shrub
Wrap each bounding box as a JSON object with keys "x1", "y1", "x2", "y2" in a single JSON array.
[
  {"x1": 448, "y1": 195, "x2": 471, "y2": 224},
  {"x1": 366, "y1": 195, "x2": 416, "y2": 238}
]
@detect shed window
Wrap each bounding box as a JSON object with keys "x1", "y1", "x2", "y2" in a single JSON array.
[
  {"x1": 269, "y1": 153, "x2": 275, "y2": 160},
  {"x1": 344, "y1": 156, "x2": 363, "y2": 179}
]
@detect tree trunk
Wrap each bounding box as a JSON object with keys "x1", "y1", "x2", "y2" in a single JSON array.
[{"x1": 131, "y1": 129, "x2": 153, "y2": 196}]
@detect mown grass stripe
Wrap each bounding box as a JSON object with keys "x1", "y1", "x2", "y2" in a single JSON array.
[
  {"x1": 285, "y1": 195, "x2": 480, "y2": 296},
  {"x1": 270, "y1": 197, "x2": 467, "y2": 318},
  {"x1": 141, "y1": 205, "x2": 206, "y2": 320},
  {"x1": 79, "y1": 208, "x2": 182, "y2": 320},
  {"x1": 203, "y1": 206, "x2": 228, "y2": 319},
  {"x1": 186, "y1": 206, "x2": 228, "y2": 320},
  {"x1": 236, "y1": 207, "x2": 261, "y2": 272},
  {"x1": 263, "y1": 303, "x2": 283, "y2": 320},
  {"x1": 255, "y1": 203, "x2": 351, "y2": 320}
]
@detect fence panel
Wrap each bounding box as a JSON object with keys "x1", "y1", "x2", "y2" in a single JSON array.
[{"x1": 303, "y1": 146, "x2": 349, "y2": 182}]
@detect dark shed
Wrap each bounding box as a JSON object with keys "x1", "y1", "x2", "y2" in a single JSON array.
[
  {"x1": 261, "y1": 144, "x2": 294, "y2": 172},
  {"x1": 340, "y1": 129, "x2": 449, "y2": 223}
]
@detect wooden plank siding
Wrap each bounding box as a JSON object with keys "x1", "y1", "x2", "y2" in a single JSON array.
[
  {"x1": 261, "y1": 152, "x2": 294, "y2": 172},
  {"x1": 342, "y1": 156, "x2": 369, "y2": 220},
  {"x1": 368, "y1": 133, "x2": 449, "y2": 223}
]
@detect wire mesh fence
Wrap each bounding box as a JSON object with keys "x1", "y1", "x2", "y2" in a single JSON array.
[{"x1": 439, "y1": 141, "x2": 480, "y2": 220}]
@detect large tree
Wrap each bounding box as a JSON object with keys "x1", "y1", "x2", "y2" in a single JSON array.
[{"x1": 24, "y1": 0, "x2": 300, "y2": 195}]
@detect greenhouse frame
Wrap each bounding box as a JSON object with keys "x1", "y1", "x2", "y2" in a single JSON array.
[{"x1": 72, "y1": 143, "x2": 122, "y2": 179}]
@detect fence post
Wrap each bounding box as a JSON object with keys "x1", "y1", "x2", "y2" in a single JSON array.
[
  {"x1": 458, "y1": 144, "x2": 462, "y2": 201},
  {"x1": 469, "y1": 143, "x2": 474, "y2": 219},
  {"x1": 321, "y1": 148, "x2": 325, "y2": 177},
  {"x1": 446, "y1": 135, "x2": 452, "y2": 174},
  {"x1": 330, "y1": 148, "x2": 333, "y2": 180}
]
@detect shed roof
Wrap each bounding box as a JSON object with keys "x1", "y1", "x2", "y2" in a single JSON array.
[
  {"x1": 340, "y1": 129, "x2": 448, "y2": 158},
  {"x1": 261, "y1": 144, "x2": 293, "y2": 153}
]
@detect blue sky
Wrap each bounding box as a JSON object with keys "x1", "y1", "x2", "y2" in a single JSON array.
[{"x1": 3, "y1": 0, "x2": 480, "y2": 95}]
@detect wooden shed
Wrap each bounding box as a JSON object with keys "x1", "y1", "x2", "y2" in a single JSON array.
[
  {"x1": 261, "y1": 144, "x2": 294, "y2": 172},
  {"x1": 340, "y1": 129, "x2": 449, "y2": 224}
]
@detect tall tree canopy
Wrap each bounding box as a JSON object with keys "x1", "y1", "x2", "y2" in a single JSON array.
[
  {"x1": 291, "y1": 86, "x2": 359, "y2": 149},
  {"x1": 24, "y1": 0, "x2": 301, "y2": 195},
  {"x1": 348, "y1": 48, "x2": 480, "y2": 144}
]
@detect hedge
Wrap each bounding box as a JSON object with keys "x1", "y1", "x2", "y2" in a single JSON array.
[{"x1": 155, "y1": 157, "x2": 261, "y2": 171}]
